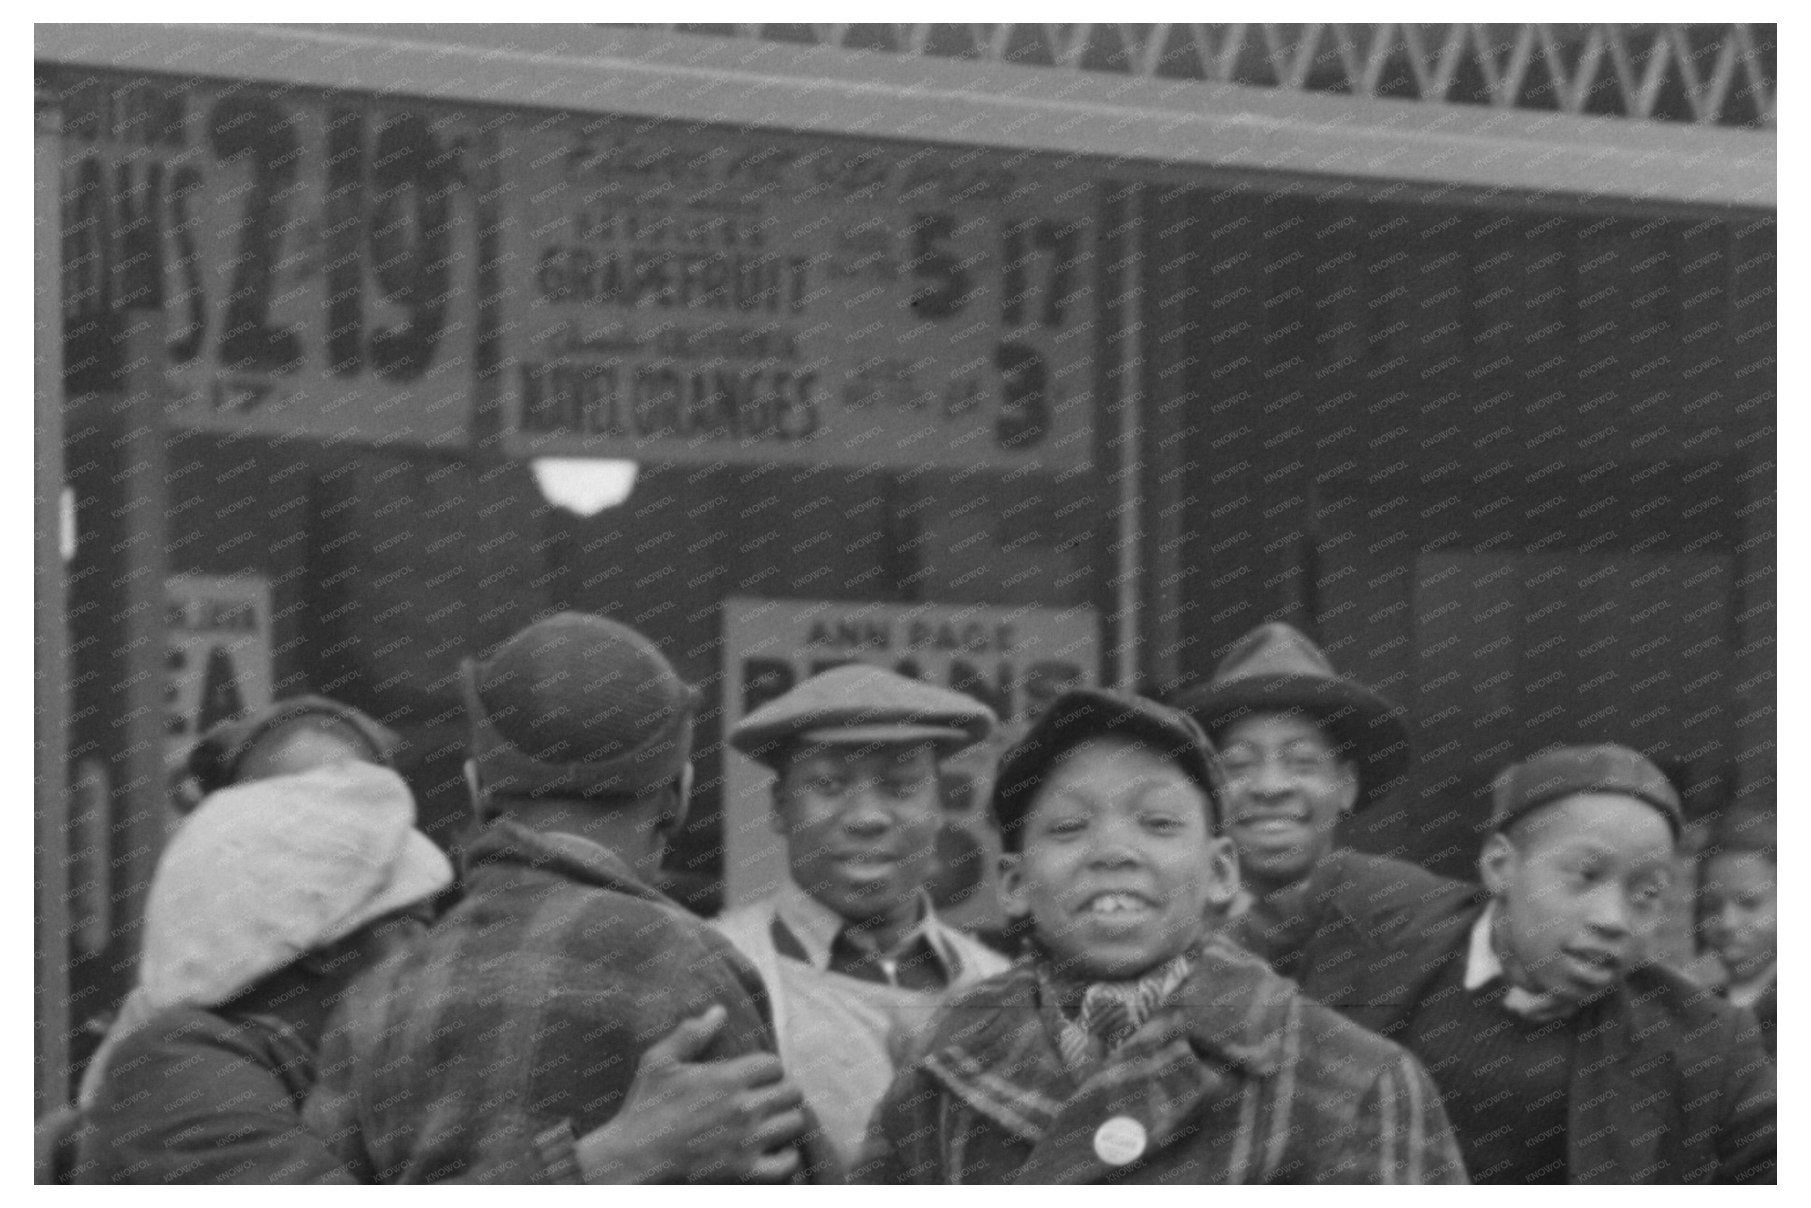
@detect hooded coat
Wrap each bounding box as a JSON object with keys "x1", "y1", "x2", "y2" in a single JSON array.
[{"x1": 75, "y1": 765, "x2": 450, "y2": 1184}]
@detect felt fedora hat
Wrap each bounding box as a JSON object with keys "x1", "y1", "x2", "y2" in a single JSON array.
[{"x1": 1177, "y1": 622, "x2": 1411, "y2": 808}]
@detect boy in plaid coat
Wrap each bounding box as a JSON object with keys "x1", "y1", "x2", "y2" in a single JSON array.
[{"x1": 857, "y1": 690, "x2": 1465, "y2": 1184}]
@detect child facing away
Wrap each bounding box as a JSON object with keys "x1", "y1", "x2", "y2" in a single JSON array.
[{"x1": 855, "y1": 689, "x2": 1466, "y2": 1184}]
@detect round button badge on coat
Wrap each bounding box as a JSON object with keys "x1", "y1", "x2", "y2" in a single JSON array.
[{"x1": 1093, "y1": 1115, "x2": 1147, "y2": 1166}]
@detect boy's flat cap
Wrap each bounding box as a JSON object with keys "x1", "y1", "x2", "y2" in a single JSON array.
[
  {"x1": 1490, "y1": 743, "x2": 1683, "y2": 837},
  {"x1": 730, "y1": 664, "x2": 996, "y2": 768},
  {"x1": 992, "y1": 689, "x2": 1224, "y2": 851}
]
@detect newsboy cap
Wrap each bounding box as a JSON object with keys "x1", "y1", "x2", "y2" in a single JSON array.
[
  {"x1": 1490, "y1": 743, "x2": 1683, "y2": 837},
  {"x1": 465, "y1": 612, "x2": 698, "y2": 803},
  {"x1": 992, "y1": 689, "x2": 1224, "y2": 852},
  {"x1": 730, "y1": 664, "x2": 996, "y2": 769},
  {"x1": 188, "y1": 695, "x2": 400, "y2": 796}
]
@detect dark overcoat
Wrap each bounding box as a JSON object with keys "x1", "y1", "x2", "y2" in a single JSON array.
[{"x1": 1337, "y1": 889, "x2": 1776, "y2": 1185}]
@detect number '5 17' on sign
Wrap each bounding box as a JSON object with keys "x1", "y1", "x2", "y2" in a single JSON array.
[{"x1": 499, "y1": 125, "x2": 1099, "y2": 472}]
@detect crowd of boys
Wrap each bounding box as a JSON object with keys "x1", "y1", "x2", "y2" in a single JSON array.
[{"x1": 55, "y1": 609, "x2": 1776, "y2": 1184}]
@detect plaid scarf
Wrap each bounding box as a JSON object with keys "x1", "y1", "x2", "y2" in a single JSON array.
[{"x1": 1047, "y1": 951, "x2": 1195, "y2": 1072}]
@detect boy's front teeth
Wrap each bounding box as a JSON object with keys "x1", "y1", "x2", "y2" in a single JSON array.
[{"x1": 1089, "y1": 893, "x2": 1146, "y2": 914}]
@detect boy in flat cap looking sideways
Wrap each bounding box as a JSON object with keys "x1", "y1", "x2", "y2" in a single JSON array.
[
  {"x1": 857, "y1": 690, "x2": 1465, "y2": 1184},
  {"x1": 716, "y1": 664, "x2": 1010, "y2": 1167},
  {"x1": 1340, "y1": 744, "x2": 1776, "y2": 1184}
]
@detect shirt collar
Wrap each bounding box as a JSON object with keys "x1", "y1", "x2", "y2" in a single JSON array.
[
  {"x1": 1463, "y1": 901, "x2": 1577, "y2": 1021},
  {"x1": 773, "y1": 877, "x2": 945, "y2": 971},
  {"x1": 1726, "y1": 960, "x2": 1777, "y2": 1009},
  {"x1": 1462, "y1": 901, "x2": 1505, "y2": 992}
]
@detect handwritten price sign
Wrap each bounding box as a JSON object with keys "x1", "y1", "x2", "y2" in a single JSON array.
[
  {"x1": 57, "y1": 76, "x2": 484, "y2": 446},
  {"x1": 56, "y1": 77, "x2": 1100, "y2": 470},
  {"x1": 499, "y1": 123, "x2": 1097, "y2": 470}
]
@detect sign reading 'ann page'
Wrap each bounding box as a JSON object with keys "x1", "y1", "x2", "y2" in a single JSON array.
[{"x1": 500, "y1": 122, "x2": 1096, "y2": 470}]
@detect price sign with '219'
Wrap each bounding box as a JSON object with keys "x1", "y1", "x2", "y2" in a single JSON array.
[
  {"x1": 56, "y1": 76, "x2": 1100, "y2": 471},
  {"x1": 57, "y1": 77, "x2": 484, "y2": 447}
]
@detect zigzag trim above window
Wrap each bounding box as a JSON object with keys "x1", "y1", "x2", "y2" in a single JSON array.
[{"x1": 640, "y1": 24, "x2": 1775, "y2": 131}]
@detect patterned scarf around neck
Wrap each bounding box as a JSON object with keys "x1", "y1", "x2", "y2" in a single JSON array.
[{"x1": 1047, "y1": 950, "x2": 1196, "y2": 1072}]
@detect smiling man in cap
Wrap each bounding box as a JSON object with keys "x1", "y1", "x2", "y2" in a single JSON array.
[
  {"x1": 1340, "y1": 743, "x2": 1775, "y2": 1184},
  {"x1": 1178, "y1": 622, "x2": 1465, "y2": 1004},
  {"x1": 716, "y1": 663, "x2": 1009, "y2": 1167}
]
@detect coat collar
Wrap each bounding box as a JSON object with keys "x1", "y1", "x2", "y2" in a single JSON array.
[
  {"x1": 464, "y1": 816, "x2": 669, "y2": 906},
  {"x1": 918, "y1": 933, "x2": 1291, "y2": 1153}
]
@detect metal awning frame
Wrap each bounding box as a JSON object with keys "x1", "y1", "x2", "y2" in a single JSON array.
[{"x1": 36, "y1": 22, "x2": 1774, "y2": 217}]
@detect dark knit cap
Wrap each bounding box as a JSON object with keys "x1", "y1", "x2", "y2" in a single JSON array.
[
  {"x1": 464, "y1": 612, "x2": 697, "y2": 804},
  {"x1": 992, "y1": 689, "x2": 1224, "y2": 853},
  {"x1": 1490, "y1": 743, "x2": 1683, "y2": 838},
  {"x1": 188, "y1": 695, "x2": 400, "y2": 795}
]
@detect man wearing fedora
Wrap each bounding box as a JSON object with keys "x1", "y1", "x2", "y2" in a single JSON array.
[
  {"x1": 1339, "y1": 745, "x2": 1775, "y2": 1183},
  {"x1": 716, "y1": 664, "x2": 1010, "y2": 1168},
  {"x1": 1178, "y1": 622, "x2": 1465, "y2": 1004},
  {"x1": 307, "y1": 613, "x2": 830, "y2": 1183}
]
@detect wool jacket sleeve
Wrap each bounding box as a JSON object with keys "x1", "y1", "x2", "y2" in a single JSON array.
[
  {"x1": 79, "y1": 1010, "x2": 356, "y2": 1185},
  {"x1": 852, "y1": 1064, "x2": 944, "y2": 1185},
  {"x1": 1315, "y1": 1046, "x2": 1468, "y2": 1184},
  {"x1": 303, "y1": 957, "x2": 587, "y2": 1185},
  {"x1": 1707, "y1": 1009, "x2": 1777, "y2": 1184}
]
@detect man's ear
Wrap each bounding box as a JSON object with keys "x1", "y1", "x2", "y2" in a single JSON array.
[
  {"x1": 1479, "y1": 833, "x2": 1516, "y2": 897},
  {"x1": 1201, "y1": 835, "x2": 1241, "y2": 910},
  {"x1": 998, "y1": 852, "x2": 1029, "y2": 917},
  {"x1": 655, "y1": 763, "x2": 695, "y2": 839}
]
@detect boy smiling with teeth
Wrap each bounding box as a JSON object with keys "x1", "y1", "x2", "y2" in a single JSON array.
[{"x1": 856, "y1": 689, "x2": 1465, "y2": 1184}]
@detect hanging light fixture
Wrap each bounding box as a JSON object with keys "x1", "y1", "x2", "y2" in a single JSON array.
[{"x1": 530, "y1": 458, "x2": 639, "y2": 517}]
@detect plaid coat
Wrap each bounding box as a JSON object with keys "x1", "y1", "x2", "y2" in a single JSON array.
[
  {"x1": 856, "y1": 934, "x2": 1466, "y2": 1184},
  {"x1": 1339, "y1": 892, "x2": 1777, "y2": 1185},
  {"x1": 305, "y1": 818, "x2": 829, "y2": 1183}
]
